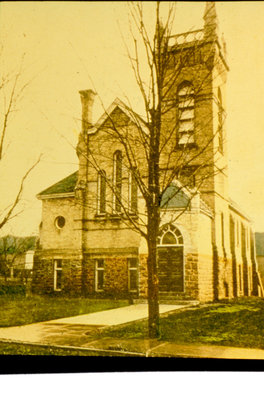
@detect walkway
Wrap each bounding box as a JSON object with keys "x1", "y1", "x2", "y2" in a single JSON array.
[
  {"x1": 0, "y1": 303, "x2": 188, "y2": 348},
  {"x1": 0, "y1": 302, "x2": 264, "y2": 359}
]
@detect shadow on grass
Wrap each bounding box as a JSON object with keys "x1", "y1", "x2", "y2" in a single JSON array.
[{"x1": 99, "y1": 298, "x2": 264, "y2": 349}]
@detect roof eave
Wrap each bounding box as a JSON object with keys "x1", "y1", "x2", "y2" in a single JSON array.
[{"x1": 37, "y1": 192, "x2": 75, "y2": 200}]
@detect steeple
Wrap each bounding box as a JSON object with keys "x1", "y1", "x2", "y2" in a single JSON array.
[{"x1": 203, "y1": 2, "x2": 219, "y2": 40}]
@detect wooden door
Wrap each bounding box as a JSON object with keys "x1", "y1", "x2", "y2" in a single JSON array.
[{"x1": 158, "y1": 246, "x2": 184, "y2": 292}]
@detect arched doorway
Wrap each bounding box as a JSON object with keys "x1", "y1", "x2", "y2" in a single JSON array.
[{"x1": 157, "y1": 224, "x2": 184, "y2": 293}]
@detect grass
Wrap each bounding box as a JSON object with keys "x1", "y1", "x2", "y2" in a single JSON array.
[
  {"x1": 2, "y1": 296, "x2": 264, "y2": 355},
  {"x1": 0, "y1": 341, "x2": 102, "y2": 356},
  {"x1": 100, "y1": 297, "x2": 264, "y2": 349},
  {"x1": 0, "y1": 294, "x2": 129, "y2": 327}
]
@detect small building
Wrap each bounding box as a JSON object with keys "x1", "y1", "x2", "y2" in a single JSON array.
[{"x1": 0, "y1": 236, "x2": 37, "y2": 281}]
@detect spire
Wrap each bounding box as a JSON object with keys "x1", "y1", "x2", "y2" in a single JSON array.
[{"x1": 203, "y1": 2, "x2": 219, "y2": 39}]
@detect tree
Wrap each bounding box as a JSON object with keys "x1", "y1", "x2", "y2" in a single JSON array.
[
  {"x1": 76, "y1": 1, "x2": 227, "y2": 337},
  {"x1": 0, "y1": 235, "x2": 37, "y2": 280},
  {"x1": 0, "y1": 48, "x2": 41, "y2": 231}
]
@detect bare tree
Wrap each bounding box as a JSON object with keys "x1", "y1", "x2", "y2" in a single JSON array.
[
  {"x1": 0, "y1": 235, "x2": 36, "y2": 280},
  {"x1": 75, "y1": 2, "x2": 227, "y2": 337},
  {"x1": 0, "y1": 48, "x2": 41, "y2": 231}
]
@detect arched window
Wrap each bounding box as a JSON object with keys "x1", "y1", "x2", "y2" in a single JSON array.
[
  {"x1": 113, "y1": 150, "x2": 122, "y2": 213},
  {"x1": 178, "y1": 82, "x2": 195, "y2": 145},
  {"x1": 158, "y1": 224, "x2": 183, "y2": 246},
  {"x1": 97, "y1": 170, "x2": 106, "y2": 214},
  {"x1": 218, "y1": 88, "x2": 224, "y2": 153},
  {"x1": 128, "y1": 168, "x2": 137, "y2": 214}
]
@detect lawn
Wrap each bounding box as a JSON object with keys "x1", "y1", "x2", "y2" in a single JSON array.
[
  {"x1": 100, "y1": 297, "x2": 264, "y2": 349},
  {"x1": 2, "y1": 296, "x2": 264, "y2": 355},
  {"x1": 0, "y1": 294, "x2": 129, "y2": 327},
  {"x1": 0, "y1": 341, "x2": 103, "y2": 356}
]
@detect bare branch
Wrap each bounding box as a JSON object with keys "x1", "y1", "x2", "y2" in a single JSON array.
[{"x1": 0, "y1": 155, "x2": 42, "y2": 230}]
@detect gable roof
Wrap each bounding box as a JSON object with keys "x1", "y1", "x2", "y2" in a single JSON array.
[
  {"x1": 160, "y1": 184, "x2": 190, "y2": 209},
  {"x1": 37, "y1": 171, "x2": 78, "y2": 198},
  {"x1": 88, "y1": 98, "x2": 147, "y2": 135},
  {"x1": 160, "y1": 181, "x2": 213, "y2": 217},
  {"x1": 37, "y1": 97, "x2": 147, "y2": 200}
]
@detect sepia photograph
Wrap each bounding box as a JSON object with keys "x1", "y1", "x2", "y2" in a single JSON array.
[{"x1": 1, "y1": 1, "x2": 264, "y2": 371}]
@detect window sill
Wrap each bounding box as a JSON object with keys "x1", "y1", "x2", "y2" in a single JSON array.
[
  {"x1": 94, "y1": 213, "x2": 139, "y2": 221},
  {"x1": 95, "y1": 213, "x2": 107, "y2": 218},
  {"x1": 176, "y1": 142, "x2": 198, "y2": 150}
]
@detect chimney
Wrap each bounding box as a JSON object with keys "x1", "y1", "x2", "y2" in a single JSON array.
[{"x1": 79, "y1": 89, "x2": 96, "y2": 134}]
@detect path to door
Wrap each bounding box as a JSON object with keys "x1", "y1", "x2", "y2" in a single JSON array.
[
  {"x1": 47, "y1": 303, "x2": 188, "y2": 326},
  {"x1": 0, "y1": 303, "x2": 194, "y2": 345}
]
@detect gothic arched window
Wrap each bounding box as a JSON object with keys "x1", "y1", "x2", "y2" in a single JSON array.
[
  {"x1": 128, "y1": 168, "x2": 137, "y2": 214},
  {"x1": 97, "y1": 170, "x2": 106, "y2": 214},
  {"x1": 178, "y1": 82, "x2": 195, "y2": 145},
  {"x1": 218, "y1": 87, "x2": 224, "y2": 153},
  {"x1": 158, "y1": 224, "x2": 184, "y2": 246},
  {"x1": 113, "y1": 150, "x2": 122, "y2": 213}
]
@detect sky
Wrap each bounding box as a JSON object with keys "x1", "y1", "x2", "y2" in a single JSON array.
[{"x1": 0, "y1": 1, "x2": 264, "y2": 236}]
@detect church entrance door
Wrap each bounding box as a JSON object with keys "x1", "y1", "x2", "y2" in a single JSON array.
[
  {"x1": 157, "y1": 225, "x2": 184, "y2": 293},
  {"x1": 158, "y1": 246, "x2": 184, "y2": 292}
]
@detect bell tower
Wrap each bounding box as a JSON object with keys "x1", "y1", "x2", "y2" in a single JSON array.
[
  {"x1": 162, "y1": 1, "x2": 232, "y2": 298},
  {"x1": 163, "y1": 1, "x2": 229, "y2": 214}
]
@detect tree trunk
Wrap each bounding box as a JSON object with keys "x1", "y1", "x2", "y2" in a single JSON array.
[
  {"x1": 147, "y1": 201, "x2": 160, "y2": 338},
  {"x1": 147, "y1": 238, "x2": 160, "y2": 337}
]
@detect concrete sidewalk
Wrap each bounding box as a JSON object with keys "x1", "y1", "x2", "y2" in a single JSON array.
[
  {"x1": 47, "y1": 303, "x2": 190, "y2": 326},
  {"x1": 1, "y1": 302, "x2": 264, "y2": 359},
  {"x1": 76, "y1": 338, "x2": 264, "y2": 359},
  {"x1": 0, "y1": 303, "x2": 189, "y2": 347}
]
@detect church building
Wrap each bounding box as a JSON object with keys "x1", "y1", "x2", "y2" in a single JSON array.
[{"x1": 32, "y1": 3, "x2": 263, "y2": 302}]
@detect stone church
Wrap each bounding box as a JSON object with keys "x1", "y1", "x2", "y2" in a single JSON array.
[{"x1": 32, "y1": 2, "x2": 263, "y2": 302}]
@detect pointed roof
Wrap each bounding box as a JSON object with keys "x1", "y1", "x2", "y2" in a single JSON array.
[
  {"x1": 37, "y1": 171, "x2": 78, "y2": 198},
  {"x1": 203, "y1": 1, "x2": 219, "y2": 39},
  {"x1": 37, "y1": 97, "x2": 148, "y2": 200},
  {"x1": 160, "y1": 181, "x2": 213, "y2": 217},
  {"x1": 87, "y1": 98, "x2": 147, "y2": 135},
  {"x1": 203, "y1": 2, "x2": 217, "y2": 21}
]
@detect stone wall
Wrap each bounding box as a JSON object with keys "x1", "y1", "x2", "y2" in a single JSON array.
[
  {"x1": 104, "y1": 257, "x2": 128, "y2": 294},
  {"x1": 198, "y1": 254, "x2": 214, "y2": 302},
  {"x1": 83, "y1": 253, "x2": 138, "y2": 298},
  {"x1": 32, "y1": 252, "x2": 82, "y2": 295},
  {"x1": 32, "y1": 256, "x2": 54, "y2": 294},
  {"x1": 82, "y1": 257, "x2": 95, "y2": 294},
  {"x1": 216, "y1": 255, "x2": 233, "y2": 299},
  {"x1": 184, "y1": 253, "x2": 199, "y2": 299},
  {"x1": 139, "y1": 254, "x2": 148, "y2": 298}
]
